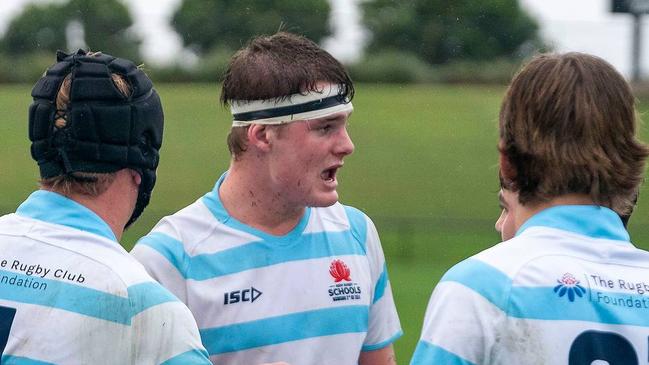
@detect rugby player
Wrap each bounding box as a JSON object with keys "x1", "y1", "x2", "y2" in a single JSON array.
[
  {"x1": 0, "y1": 50, "x2": 211, "y2": 364},
  {"x1": 132, "y1": 32, "x2": 402, "y2": 365},
  {"x1": 411, "y1": 52, "x2": 649, "y2": 364}
]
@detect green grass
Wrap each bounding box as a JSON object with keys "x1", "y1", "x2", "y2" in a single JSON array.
[{"x1": 4, "y1": 83, "x2": 649, "y2": 361}]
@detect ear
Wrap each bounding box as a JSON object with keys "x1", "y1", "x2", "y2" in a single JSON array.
[
  {"x1": 247, "y1": 124, "x2": 272, "y2": 152},
  {"x1": 499, "y1": 151, "x2": 517, "y2": 183},
  {"x1": 130, "y1": 169, "x2": 142, "y2": 186}
]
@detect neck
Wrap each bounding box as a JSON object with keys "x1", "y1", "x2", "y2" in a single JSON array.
[
  {"x1": 220, "y1": 162, "x2": 305, "y2": 236},
  {"x1": 515, "y1": 193, "x2": 595, "y2": 231},
  {"x1": 68, "y1": 194, "x2": 127, "y2": 240},
  {"x1": 44, "y1": 171, "x2": 137, "y2": 241}
]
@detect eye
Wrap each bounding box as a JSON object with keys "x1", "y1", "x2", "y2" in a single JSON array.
[
  {"x1": 497, "y1": 193, "x2": 507, "y2": 211},
  {"x1": 319, "y1": 123, "x2": 333, "y2": 133}
]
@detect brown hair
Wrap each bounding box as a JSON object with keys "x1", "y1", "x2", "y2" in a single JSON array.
[
  {"x1": 220, "y1": 32, "x2": 354, "y2": 157},
  {"x1": 41, "y1": 54, "x2": 133, "y2": 196},
  {"x1": 499, "y1": 52, "x2": 649, "y2": 216}
]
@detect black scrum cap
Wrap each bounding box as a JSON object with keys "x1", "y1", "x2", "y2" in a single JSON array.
[{"x1": 29, "y1": 49, "x2": 164, "y2": 225}]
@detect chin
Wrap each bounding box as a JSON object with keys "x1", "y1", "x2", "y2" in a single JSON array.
[{"x1": 308, "y1": 193, "x2": 339, "y2": 207}]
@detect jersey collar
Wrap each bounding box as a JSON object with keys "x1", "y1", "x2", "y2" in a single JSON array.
[
  {"x1": 516, "y1": 205, "x2": 630, "y2": 243},
  {"x1": 202, "y1": 172, "x2": 312, "y2": 246},
  {"x1": 16, "y1": 190, "x2": 117, "y2": 242}
]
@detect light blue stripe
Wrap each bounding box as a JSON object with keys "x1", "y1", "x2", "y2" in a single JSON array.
[
  {"x1": 440, "y1": 259, "x2": 511, "y2": 311},
  {"x1": 517, "y1": 205, "x2": 629, "y2": 242},
  {"x1": 127, "y1": 282, "x2": 179, "y2": 316},
  {"x1": 16, "y1": 190, "x2": 117, "y2": 242},
  {"x1": 139, "y1": 230, "x2": 367, "y2": 281},
  {"x1": 443, "y1": 259, "x2": 649, "y2": 326},
  {"x1": 140, "y1": 174, "x2": 371, "y2": 280},
  {"x1": 137, "y1": 232, "x2": 190, "y2": 277},
  {"x1": 161, "y1": 349, "x2": 211, "y2": 365},
  {"x1": 0, "y1": 269, "x2": 129, "y2": 323},
  {"x1": 373, "y1": 263, "x2": 389, "y2": 304},
  {"x1": 0, "y1": 356, "x2": 56, "y2": 365},
  {"x1": 200, "y1": 305, "x2": 369, "y2": 355},
  {"x1": 410, "y1": 341, "x2": 476, "y2": 365},
  {"x1": 343, "y1": 205, "x2": 368, "y2": 254},
  {"x1": 361, "y1": 330, "x2": 403, "y2": 351},
  {"x1": 509, "y1": 286, "x2": 649, "y2": 326},
  {"x1": 0, "y1": 269, "x2": 178, "y2": 324}
]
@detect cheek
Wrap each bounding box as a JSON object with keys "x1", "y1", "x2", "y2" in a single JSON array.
[
  {"x1": 277, "y1": 154, "x2": 319, "y2": 186},
  {"x1": 295, "y1": 152, "x2": 320, "y2": 178},
  {"x1": 502, "y1": 215, "x2": 516, "y2": 241}
]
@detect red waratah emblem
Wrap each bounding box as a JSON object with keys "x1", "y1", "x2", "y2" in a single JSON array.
[{"x1": 329, "y1": 259, "x2": 352, "y2": 282}]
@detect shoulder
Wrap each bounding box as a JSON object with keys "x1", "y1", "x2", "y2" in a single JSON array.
[
  {"x1": 136, "y1": 197, "x2": 221, "y2": 255},
  {"x1": 3, "y1": 212, "x2": 153, "y2": 290},
  {"x1": 311, "y1": 203, "x2": 375, "y2": 248},
  {"x1": 125, "y1": 278, "x2": 183, "y2": 316},
  {"x1": 0, "y1": 213, "x2": 177, "y2": 317},
  {"x1": 438, "y1": 236, "x2": 552, "y2": 308},
  {"x1": 312, "y1": 203, "x2": 372, "y2": 232},
  {"x1": 151, "y1": 198, "x2": 218, "y2": 243},
  {"x1": 0, "y1": 213, "x2": 34, "y2": 236}
]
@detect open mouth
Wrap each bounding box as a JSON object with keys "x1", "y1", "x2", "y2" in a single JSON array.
[{"x1": 321, "y1": 166, "x2": 339, "y2": 182}]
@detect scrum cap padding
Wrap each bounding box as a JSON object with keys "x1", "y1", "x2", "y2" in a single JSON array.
[{"x1": 29, "y1": 49, "x2": 163, "y2": 179}]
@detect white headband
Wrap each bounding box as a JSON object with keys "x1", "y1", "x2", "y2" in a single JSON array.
[{"x1": 229, "y1": 84, "x2": 353, "y2": 127}]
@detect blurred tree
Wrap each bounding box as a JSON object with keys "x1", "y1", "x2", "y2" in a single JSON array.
[
  {"x1": 67, "y1": 0, "x2": 140, "y2": 61},
  {"x1": 1, "y1": 0, "x2": 140, "y2": 61},
  {"x1": 1, "y1": 4, "x2": 68, "y2": 54},
  {"x1": 363, "y1": 0, "x2": 539, "y2": 64},
  {"x1": 172, "y1": 0, "x2": 331, "y2": 54}
]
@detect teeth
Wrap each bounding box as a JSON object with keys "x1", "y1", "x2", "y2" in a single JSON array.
[{"x1": 321, "y1": 168, "x2": 336, "y2": 181}]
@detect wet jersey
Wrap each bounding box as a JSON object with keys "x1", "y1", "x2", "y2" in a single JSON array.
[
  {"x1": 131, "y1": 174, "x2": 402, "y2": 364},
  {"x1": 411, "y1": 205, "x2": 649, "y2": 365},
  {"x1": 0, "y1": 190, "x2": 210, "y2": 365}
]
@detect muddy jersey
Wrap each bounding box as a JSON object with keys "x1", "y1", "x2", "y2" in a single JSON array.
[
  {"x1": 131, "y1": 174, "x2": 402, "y2": 364},
  {"x1": 411, "y1": 205, "x2": 649, "y2": 365},
  {"x1": 0, "y1": 190, "x2": 210, "y2": 365}
]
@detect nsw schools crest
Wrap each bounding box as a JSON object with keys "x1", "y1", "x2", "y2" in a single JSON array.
[
  {"x1": 330, "y1": 259, "x2": 351, "y2": 282},
  {"x1": 328, "y1": 259, "x2": 361, "y2": 302}
]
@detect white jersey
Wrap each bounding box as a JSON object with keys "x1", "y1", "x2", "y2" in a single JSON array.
[
  {"x1": 0, "y1": 190, "x2": 210, "y2": 365},
  {"x1": 411, "y1": 205, "x2": 649, "y2": 365},
  {"x1": 131, "y1": 174, "x2": 402, "y2": 364}
]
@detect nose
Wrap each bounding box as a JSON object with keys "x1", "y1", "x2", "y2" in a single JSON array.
[{"x1": 335, "y1": 126, "x2": 355, "y2": 156}]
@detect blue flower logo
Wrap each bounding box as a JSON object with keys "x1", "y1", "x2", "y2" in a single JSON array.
[{"x1": 554, "y1": 273, "x2": 586, "y2": 302}]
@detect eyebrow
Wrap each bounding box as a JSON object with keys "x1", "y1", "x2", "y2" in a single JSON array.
[
  {"x1": 498, "y1": 191, "x2": 506, "y2": 209},
  {"x1": 317, "y1": 110, "x2": 352, "y2": 122}
]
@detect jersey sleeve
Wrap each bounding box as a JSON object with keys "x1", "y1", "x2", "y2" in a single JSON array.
[
  {"x1": 410, "y1": 258, "x2": 508, "y2": 365},
  {"x1": 128, "y1": 282, "x2": 211, "y2": 365},
  {"x1": 130, "y1": 218, "x2": 189, "y2": 303},
  {"x1": 348, "y1": 207, "x2": 402, "y2": 351}
]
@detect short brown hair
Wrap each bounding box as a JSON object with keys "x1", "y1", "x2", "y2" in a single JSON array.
[
  {"x1": 220, "y1": 32, "x2": 354, "y2": 157},
  {"x1": 499, "y1": 52, "x2": 649, "y2": 216},
  {"x1": 40, "y1": 54, "x2": 133, "y2": 196}
]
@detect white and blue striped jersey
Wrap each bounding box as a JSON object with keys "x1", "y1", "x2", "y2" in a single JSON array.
[
  {"x1": 131, "y1": 174, "x2": 402, "y2": 364},
  {"x1": 411, "y1": 205, "x2": 649, "y2": 365},
  {"x1": 0, "y1": 190, "x2": 210, "y2": 365}
]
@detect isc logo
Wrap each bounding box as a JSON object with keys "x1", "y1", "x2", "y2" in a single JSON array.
[{"x1": 223, "y1": 287, "x2": 262, "y2": 305}]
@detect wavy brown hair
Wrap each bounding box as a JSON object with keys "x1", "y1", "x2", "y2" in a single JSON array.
[{"x1": 499, "y1": 52, "x2": 649, "y2": 216}]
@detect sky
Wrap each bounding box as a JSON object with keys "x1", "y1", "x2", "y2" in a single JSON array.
[{"x1": 1, "y1": 0, "x2": 649, "y2": 76}]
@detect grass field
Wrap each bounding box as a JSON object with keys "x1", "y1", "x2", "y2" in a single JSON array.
[{"x1": 4, "y1": 83, "x2": 649, "y2": 361}]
